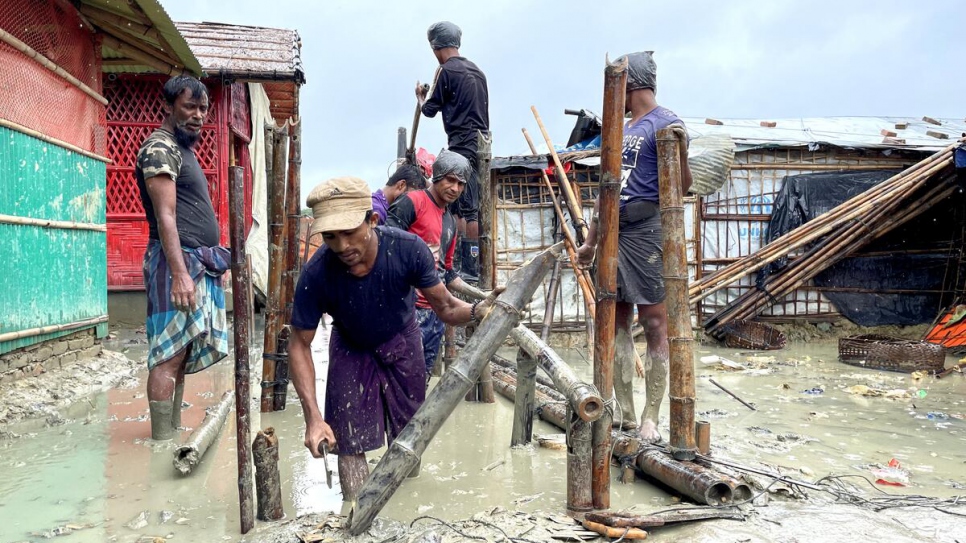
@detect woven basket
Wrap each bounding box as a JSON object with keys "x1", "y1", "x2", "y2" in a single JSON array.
[
  {"x1": 838, "y1": 334, "x2": 946, "y2": 373},
  {"x1": 719, "y1": 320, "x2": 787, "y2": 350}
]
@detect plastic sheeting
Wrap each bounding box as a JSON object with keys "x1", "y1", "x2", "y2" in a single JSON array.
[{"x1": 619, "y1": 51, "x2": 657, "y2": 92}]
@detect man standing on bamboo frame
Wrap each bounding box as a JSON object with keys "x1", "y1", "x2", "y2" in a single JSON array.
[
  {"x1": 288, "y1": 177, "x2": 499, "y2": 501},
  {"x1": 135, "y1": 75, "x2": 229, "y2": 441},
  {"x1": 577, "y1": 51, "x2": 693, "y2": 442},
  {"x1": 416, "y1": 21, "x2": 490, "y2": 282}
]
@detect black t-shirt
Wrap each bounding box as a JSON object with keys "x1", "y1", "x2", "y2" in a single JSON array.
[
  {"x1": 135, "y1": 128, "x2": 220, "y2": 248},
  {"x1": 291, "y1": 227, "x2": 441, "y2": 350},
  {"x1": 421, "y1": 56, "x2": 490, "y2": 157}
]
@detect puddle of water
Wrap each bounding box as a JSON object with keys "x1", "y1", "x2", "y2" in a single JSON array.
[{"x1": 1, "y1": 326, "x2": 965, "y2": 542}]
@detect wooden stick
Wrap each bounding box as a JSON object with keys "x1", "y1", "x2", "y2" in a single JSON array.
[
  {"x1": 530, "y1": 106, "x2": 589, "y2": 244},
  {"x1": 581, "y1": 520, "x2": 649, "y2": 539},
  {"x1": 591, "y1": 57, "x2": 627, "y2": 510},
  {"x1": 253, "y1": 428, "x2": 284, "y2": 521},
  {"x1": 0, "y1": 213, "x2": 106, "y2": 232},
  {"x1": 658, "y1": 126, "x2": 697, "y2": 462},
  {"x1": 0, "y1": 28, "x2": 108, "y2": 106},
  {"x1": 0, "y1": 119, "x2": 110, "y2": 163},
  {"x1": 708, "y1": 379, "x2": 756, "y2": 411},
  {"x1": 228, "y1": 166, "x2": 255, "y2": 533},
  {"x1": 0, "y1": 315, "x2": 107, "y2": 343},
  {"x1": 261, "y1": 126, "x2": 289, "y2": 412}
]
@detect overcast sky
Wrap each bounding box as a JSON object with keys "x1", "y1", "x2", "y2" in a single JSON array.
[{"x1": 162, "y1": 0, "x2": 965, "y2": 197}]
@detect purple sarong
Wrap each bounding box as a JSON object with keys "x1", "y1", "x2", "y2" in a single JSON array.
[{"x1": 325, "y1": 317, "x2": 425, "y2": 455}]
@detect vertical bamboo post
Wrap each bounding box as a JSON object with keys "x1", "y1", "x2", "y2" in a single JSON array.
[
  {"x1": 567, "y1": 414, "x2": 594, "y2": 514},
  {"x1": 510, "y1": 348, "x2": 536, "y2": 446},
  {"x1": 261, "y1": 126, "x2": 289, "y2": 412},
  {"x1": 476, "y1": 130, "x2": 496, "y2": 404},
  {"x1": 541, "y1": 221, "x2": 564, "y2": 342},
  {"x1": 273, "y1": 117, "x2": 301, "y2": 411},
  {"x1": 396, "y1": 127, "x2": 407, "y2": 160},
  {"x1": 657, "y1": 126, "x2": 697, "y2": 461},
  {"x1": 531, "y1": 107, "x2": 588, "y2": 245},
  {"x1": 228, "y1": 165, "x2": 255, "y2": 534},
  {"x1": 591, "y1": 57, "x2": 627, "y2": 511}
]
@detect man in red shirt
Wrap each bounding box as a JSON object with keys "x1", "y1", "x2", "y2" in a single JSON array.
[{"x1": 387, "y1": 151, "x2": 470, "y2": 378}]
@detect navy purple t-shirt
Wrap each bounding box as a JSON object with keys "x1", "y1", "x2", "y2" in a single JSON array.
[
  {"x1": 620, "y1": 106, "x2": 685, "y2": 208},
  {"x1": 291, "y1": 226, "x2": 440, "y2": 350}
]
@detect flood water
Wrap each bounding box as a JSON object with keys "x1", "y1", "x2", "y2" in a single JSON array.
[{"x1": 1, "y1": 323, "x2": 964, "y2": 542}]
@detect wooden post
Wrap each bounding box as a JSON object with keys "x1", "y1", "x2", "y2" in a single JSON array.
[
  {"x1": 253, "y1": 428, "x2": 284, "y2": 521},
  {"x1": 568, "y1": 413, "x2": 594, "y2": 515},
  {"x1": 348, "y1": 244, "x2": 563, "y2": 535},
  {"x1": 476, "y1": 130, "x2": 496, "y2": 404},
  {"x1": 657, "y1": 126, "x2": 697, "y2": 461},
  {"x1": 261, "y1": 126, "x2": 289, "y2": 412},
  {"x1": 591, "y1": 57, "x2": 627, "y2": 510},
  {"x1": 228, "y1": 165, "x2": 255, "y2": 534},
  {"x1": 510, "y1": 348, "x2": 536, "y2": 447},
  {"x1": 274, "y1": 115, "x2": 302, "y2": 411}
]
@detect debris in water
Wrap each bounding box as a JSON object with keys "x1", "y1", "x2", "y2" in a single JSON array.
[
  {"x1": 801, "y1": 387, "x2": 824, "y2": 395},
  {"x1": 845, "y1": 385, "x2": 911, "y2": 399},
  {"x1": 159, "y1": 510, "x2": 174, "y2": 524},
  {"x1": 512, "y1": 492, "x2": 544, "y2": 505},
  {"x1": 125, "y1": 510, "x2": 150, "y2": 530},
  {"x1": 871, "y1": 458, "x2": 910, "y2": 486},
  {"x1": 536, "y1": 434, "x2": 567, "y2": 450},
  {"x1": 482, "y1": 459, "x2": 506, "y2": 471}
]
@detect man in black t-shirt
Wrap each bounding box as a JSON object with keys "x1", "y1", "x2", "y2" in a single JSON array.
[
  {"x1": 417, "y1": 21, "x2": 490, "y2": 281},
  {"x1": 290, "y1": 176, "x2": 498, "y2": 502},
  {"x1": 135, "y1": 76, "x2": 229, "y2": 441}
]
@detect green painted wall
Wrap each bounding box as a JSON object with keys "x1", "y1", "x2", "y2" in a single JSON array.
[{"x1": 0, "y1": 126, "x2": 108, "y2": 355}]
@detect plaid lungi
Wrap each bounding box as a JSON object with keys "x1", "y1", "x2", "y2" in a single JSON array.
[{"x1": 143, "y1": 240, "x2": 230, "y2": 374}]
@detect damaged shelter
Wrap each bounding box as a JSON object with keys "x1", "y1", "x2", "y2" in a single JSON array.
[
  {"x1": 489, "y1": 115, "x2": 966, "y2": 347},
  {"x1": 104, "y1": 20, "x2": 304, "y2": 300}
]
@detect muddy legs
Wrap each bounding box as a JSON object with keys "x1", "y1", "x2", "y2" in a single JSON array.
[
  {"x1": 146, "y1": 349, "x2": 187, "y2": 440},
  {"x1": 613, "y1": 328, "x2": 638, "y2": 429},
  {"x1": 338, "y1": 453, "x2": 369, "y2": 502},
  {"x1": 637, "y1": 302, "x2": 669, "y2": 443}
]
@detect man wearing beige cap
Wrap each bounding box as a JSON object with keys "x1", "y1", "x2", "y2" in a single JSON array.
[{"x1": 288, "y1": 176, "x2": 498, "y2": 500}]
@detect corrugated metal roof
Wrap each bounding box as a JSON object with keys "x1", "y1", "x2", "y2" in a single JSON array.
[
  {"x1": 175, "y1": 22, "x2": 304, "y2": 83},
  {"x1": 682, "y1": 116, "x2": 965, "y2": 152}
]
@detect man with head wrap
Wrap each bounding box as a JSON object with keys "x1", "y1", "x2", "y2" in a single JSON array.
[
  {"x1": 387, "y1": 151, "x2": 472, "y2": 381},
  {"x1": 576, "y1": 52, "x2": 693, "y2": 443},
  {"x1": 416, "y1": 21, "x2": 490, "y2": 282},
  {"x1": 288, "y1": 176, "x2": 500, "y2": 502}
]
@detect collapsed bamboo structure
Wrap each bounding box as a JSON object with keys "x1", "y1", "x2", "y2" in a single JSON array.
[
  {"x1": 173, "y1": 391, "x2": 234, "y2": 475},
  {"x1": 228, "y1": 165, "x2": 255, "y2": 534},
  {"x1": 261, "y1": 125, "x2": 289, "y2": 412},
  {"x1": 591, "y1": 57, "x2": 626, "y2": 509},
  {"x1": 706, "y1": 157, "x2": 959, "y2": 333},
  {"x1": 658, "y1": 126, "x2": 697, "y2": 461},
  {"x1": 690, "y1": 142, "x2": 960, "y2": 307},
  {"x1": 348, "y1": 244, "x2": 563, "y2": 535}
]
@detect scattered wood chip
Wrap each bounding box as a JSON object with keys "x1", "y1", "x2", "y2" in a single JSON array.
[
  {"x1": 922, "y1": 116, "x2": 942, "y2": 126},
  {"x1": 895, "y1": 122, "x2": 908, "y2": 130},
  {"x1": 705, "y1": 118, "x2": 723, "y2": 126},
  {"x1": 926, "y1": 130, "x2": 948, "y2": 139},
  {"x1": 760, "y1": 121, "x2": 777, "y2": 128},
  {"x1": 880, "y1": 129, "x2": 897, "y2": 137}
]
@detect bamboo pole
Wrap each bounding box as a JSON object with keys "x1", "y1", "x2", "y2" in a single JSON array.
[
  {"x1": 253, "y1": 428, "x2": 284, "y2": 521},
  {"x1": 0, "y1": 214, "x2": 106, "y2": 232},
  {"x1": 273, "y1": 115, "x2": 302, "y2": 411},
  {"x1": 0, "y1": 315, "x2": 108, "y2": 343},
  {"x1": 477, "y1": 130, "x2": 496, "y2": 404},
  {"x1": 530, "y1": 107, "x2": 589, "y2": 244},
  {"x1": 0, "y1": 119, "x2": 110, "y2": 163},
  {"x1": 173, "y1": 391, "x2": 234, "y2": 475},
  {"x1": 348, "y1": 243, "x2": 563, "y2": 535},
  {"x1": 95, "y1": 20, "x2": 182, "y2": 66},
  {"x1": 511, "y1": 348, "x2": 537, "y2": 446},
  {"x1": 690, "y1": 144, "x2": 959, "y2": 305},
  {"x1": 228, "y1": 165, "x2": 255, "y2": 533},
  {"x1": 568, "y1": 414, "x2": 594, "y2": 514},
  {"x1": 590, "y1": 58, "x2": 626, "y2": 510},
  {"x1": 0, "y1": 28, "x2": 108, "y2": 106},
  {"x1": 261, "y1": 126, "x2": 289, "y2": 412},
  {"x1": 657, "y1": 126, "x2": 697, "y2": 461},
  {"x1": 541, "y1": 221, "x2": 564, "y2": 341}
]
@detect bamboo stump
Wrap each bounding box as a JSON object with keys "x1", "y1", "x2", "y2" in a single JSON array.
[
  {"x1": 511, "y1": 348, "x2": 537, "y2": 447},
  {"x1": 253, "y1": 428, "x2": 284, "y2": 521}
]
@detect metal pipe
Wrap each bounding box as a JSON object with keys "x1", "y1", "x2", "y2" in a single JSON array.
[
  {"x1": 347, "y1": 243, "x2": 563, "y2": 535},
  {"x1": 228, "y1": 165, "x2": 255, "y2": 533},
  {"x1": 591, "y1": 56, "x2": 627, "y2": 510},
  {"x1": 657, "y1": 126, "x2": 697, "y2": 461}
]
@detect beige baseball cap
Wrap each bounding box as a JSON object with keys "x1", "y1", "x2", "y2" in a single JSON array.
[{"x1": 306, "y1": 177, "x2": 372, "y2": 235}]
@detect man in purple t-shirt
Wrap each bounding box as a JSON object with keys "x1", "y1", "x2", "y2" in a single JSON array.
[
  {"x1": 371, "y1": 163, "x2": 425, "y2": 225},
  {"x1": 289, "y1": 176, "x2": 498, "y2": 501},
  {"x1": 577, "y1": 51, "x2": 692, "y2": 442}
]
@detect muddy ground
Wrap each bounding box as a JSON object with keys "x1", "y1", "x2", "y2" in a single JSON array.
[{"x1": 0, "y1": 321, "x2": 964, "y2": 543}]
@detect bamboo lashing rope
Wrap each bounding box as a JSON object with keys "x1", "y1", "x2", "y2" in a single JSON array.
[
  {"x1": 0, "y1": 28, "x2": 108, "y2": 106},
  {"x1": 0, "y1": 213, "x2": 107, "y2": 232}
]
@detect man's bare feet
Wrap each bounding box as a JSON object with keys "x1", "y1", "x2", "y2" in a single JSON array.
[{"x1": 638, "y1": 418, "x2": 662, "y2": 443}]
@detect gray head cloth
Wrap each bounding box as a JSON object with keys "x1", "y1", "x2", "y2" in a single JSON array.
[
  {"x1": 427, "y1": 21, "x2": 461, "y2": 50},
  {"x1": 432, "y1": 150, "x2": 471, "y2": 183},
  {"x1": 620, "y1": 51, "x2": 657, "y2": 93}
]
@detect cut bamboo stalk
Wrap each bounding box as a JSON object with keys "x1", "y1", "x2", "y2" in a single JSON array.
[
  {"x1": 530, "y1": 107, "x2": 589, "y2": 244},
  {"x1": 657, "y1": 126, "x2": 697, "y2": 461},
  {"x1": 228, "y1": 165, "x2": 255, "y2": 533},
  {"x1": 173, "y1": 391, "x2": 234, "y2": 475},
  {"x1": 253, "y1": 428, "x2": 284, "y2": 521},
  {"x1": 0, "y1": 315, "x2": 108, "y2": 343},
  {"x1": 0, "y1": 28, "x2": 108, "y2": 106},
  {"x1": 568, "y1": 416, "x2": 594, "y2": 514},
  {"x1": 261, "y1": 126, "x2": 289, "y2": 412},
  {"x1": 348, "y1": 244, "x2": 563, "y2": 535},
  {"x1": 581, "y1": 520, "x2": 649, "y2": 539},
  {"x1": 591, "y1": 57, "x2": 627, "y2": 510},
  {"x1": 690, "y1": 143, "x2": 959, "y2": 305},
  {"x1": 511, "y1": 348, "x2": 537, "y2": 446},
  {"x1": 477, "y1": 130, "x2": 497, "y2": 404},
  {"x1": 541, "y1": 224, "x2": 564, "y2": 341},
  {"x1": 0, "y1": 213, "x2": 106, "y2": 232}
]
